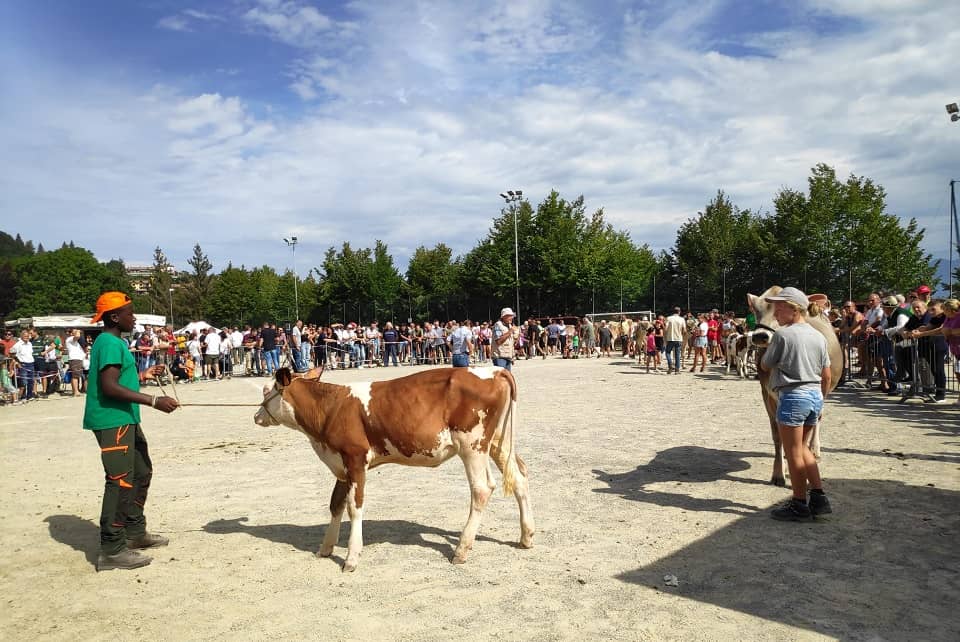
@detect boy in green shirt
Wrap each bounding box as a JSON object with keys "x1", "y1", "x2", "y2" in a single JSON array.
[{"x1": 84, "y1": 292, "x2": 179, "y2": 571}]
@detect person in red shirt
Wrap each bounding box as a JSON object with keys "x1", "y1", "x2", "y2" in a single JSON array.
[{"x1": 706, "y1": 311, "x2": 721, "y2": 363}]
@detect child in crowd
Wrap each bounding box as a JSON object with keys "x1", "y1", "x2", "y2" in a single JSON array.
[{"x1": 645, "y1": 329, "x2": 658, "y2": 373}]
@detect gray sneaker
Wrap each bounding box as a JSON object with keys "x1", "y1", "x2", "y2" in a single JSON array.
[
  {"x1": 97, "y1": 549, "x2": 152, "y2": 571},
  {"x1": 127, "y1": 532, "x2": 169, "y2": 549}
]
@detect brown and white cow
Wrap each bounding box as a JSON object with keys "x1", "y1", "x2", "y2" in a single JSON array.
[
  {"x1": 747, "y1": 286, "x2": 843, "y2": 486},
  {"x1": 253, "y1": 366, "x2": 534, "y2": 571}
]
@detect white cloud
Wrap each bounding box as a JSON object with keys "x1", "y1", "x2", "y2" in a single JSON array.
[
  {"x1": 244, "y1": 0, "x2": 333, "y2": 47},
  {"x1": 2, "y1": 0, "x2": 959, "y2": 277},
  {"x1": 157, "y1": 15, "x2": 191, "y2": 32}
]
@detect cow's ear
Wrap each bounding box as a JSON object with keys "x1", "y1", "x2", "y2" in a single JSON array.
[
  {"x1": 303, "y1": 367, "x2": 324, "y2": 380},
  {"x1": 276, "y1": 367, "x2": 293, "y2": 388},
  {"x1": 747, "y1": 293, "x2": 757, "y2": 310}
]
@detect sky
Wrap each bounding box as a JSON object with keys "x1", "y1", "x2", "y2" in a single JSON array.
[{"x1": 0, "y1": 0, "x2": 957, "y2": 279}]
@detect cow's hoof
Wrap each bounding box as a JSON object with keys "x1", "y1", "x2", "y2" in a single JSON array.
[
  {"x1": 342, "y1": 561, "x2": 358, "y2": 572},
  {"x1": 771, "y1": 476, "x2": 786, "y2": 487},
  {"x1": 520, "y1": 534, "x2": 534, "y2": 549},
  {"x1": 317, "y1": 548, "x2": 334, "y2": 558},
  {"x1": 451, "y1": 555, "x2": 467, "y2": 565}
]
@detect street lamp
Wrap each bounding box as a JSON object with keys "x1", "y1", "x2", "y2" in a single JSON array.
[
  {"x1": 947, "y1": 102, "x2": 959, "y2": 123},
  {"x1": 499, "y1": 190, "x2": 523, "y2": 322},
  {"x1": 168, "y1": 288, "x2": 174, "y2": 327},
  {"x1": 283, "y1": 236, "x2": 299, "y2": 320}
]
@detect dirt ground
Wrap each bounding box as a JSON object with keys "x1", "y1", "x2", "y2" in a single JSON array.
[{"x1": 1, "y1": 355, "x2": 958, "y2": 641}]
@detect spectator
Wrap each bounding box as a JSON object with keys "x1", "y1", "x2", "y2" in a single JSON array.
[
  {"x1": 382, "y1": 322, "x2": 401, "y2": 367},
  {"x1": 492, "y1": 308, "x2": 519, "y2": 371},
  {"x1": 908, "y1": 299, "x2": 947, "y2": 402},
  {"x1": 259, "y1": 322, "x2": 278, "y2": 376},
  {"x1": 690, "y1": 314, "x2": 708, "y2": 373},
  {"x1": 448, "y1": 320, "x2": 473, "y2": 368},
  {"x1": 203, "y1": 327, "x2": 221, "y2": 380},
  {"x1": 11, "y1": 329, "x2": 36, "y2": 401},
  {"x1": 664, "y1": 307, "x2": 685, "y2": 374}
]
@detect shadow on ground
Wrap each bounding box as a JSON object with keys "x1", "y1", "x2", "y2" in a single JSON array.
[
  {"x1": 825, "y1": 386, "x2": 960, "y2": 438},
  {"x1": 202, "y1": 516, "x2": 515, "y2": 562},
  {"x1": 617, "y1": 479, "x2": 959, "y2": 641},
  {"x1": 593, "y1": 446, "x2": 769, "y2": 514},
  {"x1": 44, "y1": 515, "x2": 99, "y2": 567}
]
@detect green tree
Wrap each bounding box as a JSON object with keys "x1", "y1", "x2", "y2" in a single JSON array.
[
  {"x1": 144, "y1": 247, "x2": 176, "y2": 321},
  {"x1": 208, "y1": 262, "x2": 253, "y2": 326},
  {"x1": 406, "y1": 243, "x2": 460, "y2": 319},
  {"x1": 179, "y1": 244, "x2": 214, "y2": 321},
  {"x1": 11, "y1": 246, "x2": 111, "y2": 316}
]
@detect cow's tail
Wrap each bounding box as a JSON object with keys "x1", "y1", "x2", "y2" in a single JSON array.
[
  {"x1": 807, "y1": 417, "x2": 822, "y2": 459},
  {"x1": 495, "y1": 369, "x2": 521, "y2": 496}
]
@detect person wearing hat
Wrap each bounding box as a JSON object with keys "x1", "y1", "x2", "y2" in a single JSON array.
[
  {"x1": 492, "y1": 308, "x2": 519, "y2": 370},
  {"x1": 758, "y1": 287, "x2": 834, "y2": 522},
  {"x1": 916, "y1": 284, "x2": 932, "y2": 305},
  {"x1": 84, "y1": 292, "x2": 180, "y2": 571}
]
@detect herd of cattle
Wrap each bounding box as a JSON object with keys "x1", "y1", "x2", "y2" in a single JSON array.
[{"x1": 250, "y1": 286, "x2": 840, "y2": 571}]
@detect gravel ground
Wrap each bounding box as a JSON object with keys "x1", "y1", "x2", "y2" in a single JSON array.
[{"x1": 1, "y1": 355, "x2": 957, "y2": 641}]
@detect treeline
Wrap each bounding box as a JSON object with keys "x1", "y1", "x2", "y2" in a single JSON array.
[{"x1": 0, "y1": 163, "x2": 939, "y2": 327}]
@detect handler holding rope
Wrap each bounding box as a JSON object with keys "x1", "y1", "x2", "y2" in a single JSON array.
[
  {"x1": 759, "y1": 287, "x2": 833, "y2": 522},
  {"x1": 84, "y1": 292, "x2": 180, "y2": 571}
]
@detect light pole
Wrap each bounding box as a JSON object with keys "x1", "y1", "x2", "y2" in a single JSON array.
[
  {"x1": 283, "y1": 236, "x2": 299, "y2": 320},
  {"x1": 686, "y1": 274, "x2": 691, "y2": 313},
  {"x1": 168, "y1": 288, "x2": 174, "y2": 327},
  {"x1": 499, "y1": 190, "x2": 523, "y2": 322}
]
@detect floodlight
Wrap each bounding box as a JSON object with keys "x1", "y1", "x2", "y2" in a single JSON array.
[
  {"x1": 953, "y1": 114, "x2": 960, "y2": 122},
  {"x1": 499, "y1": 192, "x2": 509, "y2": 199},
  {"x1": 947, "y1": 103, "x2": 959, "y2": 115},
  {"x1": 507, "y1": 190, "x2": 515, "y2": 197},
  {"x1": 515, "y1": 190, "x2": 522, "y2": 197}
]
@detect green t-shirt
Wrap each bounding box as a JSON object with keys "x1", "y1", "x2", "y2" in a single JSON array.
[{"x1": 83, "y1": 332, "x2": 141, "y2": 430}]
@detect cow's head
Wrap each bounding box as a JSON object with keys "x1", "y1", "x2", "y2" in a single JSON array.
[
  {"x1": 254, "y1": 367, "x2": 295, "y2": 427},
  {"x1": 254, "y1": 366, "x2": 325, "y2": 427},
  {"x1": 747, "y1": 286, "x2": 783, "y2": 348}
]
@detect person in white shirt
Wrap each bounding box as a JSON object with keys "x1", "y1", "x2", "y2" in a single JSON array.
[
  {"x1": 219, "y1": 331, "x2": 233, "y2": 378},
  {"x1": 65, "y1": 328, "x2": 87, "y2": 395},
  {"x1": 203, "y1": 327, "x2": 221, "y2": 379},
  {"x1": 230, "y1": 327, "x2": 244, "y2": 372},
  {"x1": 10, "y1": 330, "x2": 37, "y2": 400}
]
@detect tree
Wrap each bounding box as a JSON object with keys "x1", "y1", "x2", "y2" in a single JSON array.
[
  {"x1": 208, "y1": 262, "x2": 254, "y2": 326},
  {"x1": 144, "y1": 247, "x2": 175, "y2": 320},
  {"x1": 11, "y1": 247, "x2": 112, "y2": 316},
  {"x1": 406, "y1": 243, "x2": 460, "y2": 319},
  {"x1": 179, "y1": 244, "x2": 214, "y2": 321}
]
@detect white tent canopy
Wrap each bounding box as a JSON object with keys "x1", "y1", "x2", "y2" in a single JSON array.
[
  {"x1": 5, "y1": 313, "x2": 167, "y2": 329},
  {"x1": 175, "y1": 321, "x2": 219, "y2": 336}
]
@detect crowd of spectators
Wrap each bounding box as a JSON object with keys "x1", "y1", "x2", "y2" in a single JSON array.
[{"x1": 3, "y1": 283, "x2": 959, "y2": 405}]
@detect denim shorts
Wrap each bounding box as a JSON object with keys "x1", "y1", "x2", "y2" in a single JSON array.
[{"x1": 776, "y1": 386, "x2": 824, "y2": 426}]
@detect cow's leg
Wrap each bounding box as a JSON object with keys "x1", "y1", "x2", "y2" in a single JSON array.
[
  {"x1": 761, "y1": 389, "x2": 786, "y2": 486},
  {"x1": 490, "y1": 449, "x2": 535, "y2": 549},
  {"x1": 342, "y1": 459, "x2": 367, "y2": 572},
  {"x1": 318, "y1": 479, "x2": 349, "y2": 558},
  {"x1": 453, "y1": 451, "x2": 494, "y2": 564}
]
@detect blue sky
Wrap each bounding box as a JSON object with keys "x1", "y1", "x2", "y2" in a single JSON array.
[{"x1": 1, "y1": 0, "x2": 956, "y2": 280}]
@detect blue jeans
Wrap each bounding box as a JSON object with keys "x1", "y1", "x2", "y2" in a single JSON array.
[
  {"x1": 19, "y1": 362, "x2": 36, "y2": 399},
  {"x1": 385, "y1": 343, "x2": 399, "y2": 367},
  {"x1": 452, "y1": 353, "x2": 470, "y2": 367},
  {"x1": 263, "y1": 348, "x2": 278, "y2": 375},
  {"x1": 665, "y1": 341, "x2": 682, "y2": 371},
  {"x1": 300, "y1": 344, "x2": 312, "y2": 370},
  {"x1": 492, "y1": 357, "x2": 512, "y2": 371}
]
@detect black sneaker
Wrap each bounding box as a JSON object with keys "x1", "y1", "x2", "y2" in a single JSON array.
[
  {"x1": 97, "y1": 549, "x2": 152, "y2": 571},
  {"x1": 808, "y1": 492, "x2": 833, "y2": 516},
  {"x1": 770, "y1": 498, "x2": 813, "y2": 522}
]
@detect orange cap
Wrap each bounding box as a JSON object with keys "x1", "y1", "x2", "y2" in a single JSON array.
[{"x1": 91, "y1": 291, "x2": 132, "y2": 323}]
